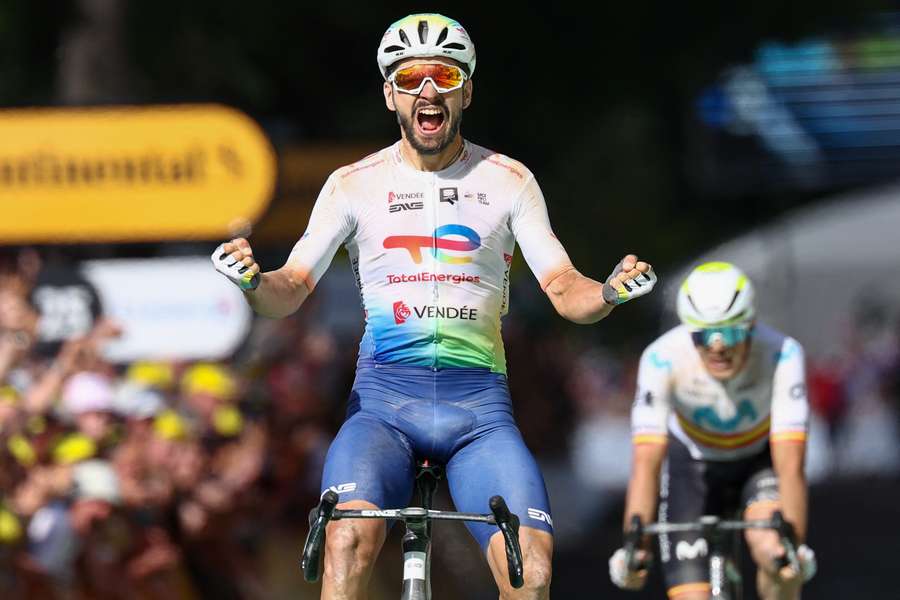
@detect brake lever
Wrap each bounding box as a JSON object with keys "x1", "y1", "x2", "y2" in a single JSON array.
[
  {"x1": 624, "y1": 515, "x2": 648, "y2": 571},
  {"x1": 490, "y1": 495, "x2": 524, "y2": 589},
  {"x1": 769, "y1": 510, "x2": 800, "y2": 575},
  {"x1": 300, "y1": 491, "x2": 339, "y2": 582}
]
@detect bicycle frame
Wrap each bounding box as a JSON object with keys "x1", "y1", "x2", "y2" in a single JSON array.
[
  {"x1": 625, "y1": 512, "x2": 799, "y2": 600},
  {"x1": 300, "y1": 463, "x2": 524, "y2": 600}
]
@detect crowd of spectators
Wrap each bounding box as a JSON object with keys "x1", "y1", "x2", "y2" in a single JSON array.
[{"x1": 0, "y1": 251, "x2": 352, "y2": 599}]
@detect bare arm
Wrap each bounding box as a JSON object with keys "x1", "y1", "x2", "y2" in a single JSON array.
[
  {"x1": 623, "y1": 441, "x2": 667, "y2": 531},
  {"x1": 771, "y1": 440, "x2": 808, "y2": 542},
  {"x1": 0, "y1": 334, "x2": 24, "y2": 382},
  {"x1": 243, "y1": 262, "x2": 312, "y2": 319},
  {"x1": 545, "y1": 255, "x2": 654, "y2": 324},
  {"x1": 509, "y1": 174, "x2": 656, "y2": 320},
  {"x1": 544, "y1": 268, "x2": 613, "y2": 324},
  {"x1": 0, "y1": 290, "x2": 38, "y2": 381},
  {"x1": 769, "y1": 337, "x2": 809, "y2": 542},
  {"x1": 215, "y1": 174, "x2": 352, "y2": 319}
]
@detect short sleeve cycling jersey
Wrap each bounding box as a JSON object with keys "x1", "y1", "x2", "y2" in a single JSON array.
[
  {"x1": 286, "y1": 139, "x2": 574, "y2": 374},
  {"x1": 631, "y1": 323, "x2": 809, "y2": 461}
]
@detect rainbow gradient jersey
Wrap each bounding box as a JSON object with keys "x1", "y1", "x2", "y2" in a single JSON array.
[{"x1": 286, "y1": 140, "x2": 573, "y2": 374}]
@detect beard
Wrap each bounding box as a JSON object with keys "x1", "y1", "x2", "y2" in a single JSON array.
[{"x1": 397, "y1": 101, "x2": 463, "y2": 155}]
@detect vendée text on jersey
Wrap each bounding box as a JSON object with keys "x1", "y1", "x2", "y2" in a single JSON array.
[{"x1": 392, "y1": 300, "x2": 479, "y2": 324}]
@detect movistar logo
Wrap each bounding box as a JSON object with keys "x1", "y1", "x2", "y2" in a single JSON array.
[
  {"x1": 693, "y1": 399, "x2": 757, "y2": 431},
  {"x1": 383, "y1": 224, "x2": 481, "y2": 264},
  {"x1": 676, "y1": 539, "x2": 708, "y2": 560}
]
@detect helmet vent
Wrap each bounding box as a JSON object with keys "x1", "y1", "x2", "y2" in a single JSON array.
[
  {"x1": 398, "y1": 29, "x2": 411, "y2": 47},
  {"x1": 383, "y1": 45, "x2": 404, "y2": 53},
  {"x1": 418, "y1": 20, "x2": 429, "y2": 44},
  {"x1": 443, "y1": 42, "x2": 466, "y2": 50},
  {"x1": 724, "y1": 290, "x2": 740, "y2": 312},
  {"x1": 435, "y1": 27, "x2": 449, "y2": 45},
  {"x1": 687, "y1": 294, "x2": 701, "y2": 314}
]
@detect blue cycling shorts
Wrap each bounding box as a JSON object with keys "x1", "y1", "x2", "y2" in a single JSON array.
[{"x1": 320, "y1": 359, "x2": 553, "y2": 551}]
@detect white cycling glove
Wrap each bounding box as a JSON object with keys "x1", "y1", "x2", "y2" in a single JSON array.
[
  {"x1": 602, "y1": 261, "x2": 657, "y2": 305},
  {"x1": 796, "y1": 544, "x2": 817, "y2": 582},
  {"x1": 609, "y1": 547, "x2": 648, "y2": 590},
  {"x1": 211, "y1": 243, "x2": 259, "y2": 291}
]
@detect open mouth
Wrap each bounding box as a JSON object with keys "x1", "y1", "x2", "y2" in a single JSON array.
[
  {"x1": 415, "y1": 106, "x2": 446, "y2": 136},
  {"x1": 705, "y1": 353, "x2": 734, "y2": 372}
]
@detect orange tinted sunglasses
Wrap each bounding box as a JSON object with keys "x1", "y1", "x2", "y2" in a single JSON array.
[{"x1": 389, "y1": 63, "x2": 467, "y2": 95}]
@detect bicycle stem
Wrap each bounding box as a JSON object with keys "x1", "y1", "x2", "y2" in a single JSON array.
[{"x1": 402, "y1": 508, "x2": 431, "y2": 600}]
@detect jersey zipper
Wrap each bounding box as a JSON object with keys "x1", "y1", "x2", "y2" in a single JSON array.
[{"x1": 430, "y1": 171, "x2": 440, "y2": 371}]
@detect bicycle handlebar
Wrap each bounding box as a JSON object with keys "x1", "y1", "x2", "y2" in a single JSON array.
[
  {"x1": 298, "y1": 492, "x2": 526, "y2": 588},
  {"x1": 490, "y1": 495, "x2": 525, "y2": 589},
  {"x1": 623, "y1": 511, "x2": 800, "y2": 575}
]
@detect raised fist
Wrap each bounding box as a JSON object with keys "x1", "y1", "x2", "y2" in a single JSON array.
[
  {"x1": 602, "y1": 254, "x2": 657, "y2": 305},
  {"x1": 211, "y1": 238, "x2": 261, "y2": 291}
]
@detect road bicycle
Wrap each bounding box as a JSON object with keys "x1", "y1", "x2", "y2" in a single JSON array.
[{"x1": 301, "y1": 460, "x2": 524, "y2": 600}]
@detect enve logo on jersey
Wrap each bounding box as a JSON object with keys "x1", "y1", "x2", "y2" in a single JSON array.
[
  {"x1": 389, "y1": 202, "x2": 423, "y2": 213},
  {"x1": 388, "y1": 191, "x2": 424, "y2": 213},
  {"x1": 383, "y1": 224, "x2": 481, "y2": 264}
]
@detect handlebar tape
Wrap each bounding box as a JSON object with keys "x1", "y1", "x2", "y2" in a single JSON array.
[
  {"x1": 300, "y1": 491, "x2": 339, "y2": 582},
  {"x1": 490, "y1": 495, "x2": 525, "y2": 589},
  {"x1": 624, "y1": 515, "x2": 649, "y2": 571}
]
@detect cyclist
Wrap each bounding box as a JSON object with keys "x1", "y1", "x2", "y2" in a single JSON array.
[
  {"x1": 608, "y1": 262, "x2": 816, "y2": 599},
  {"x1": 214, "y1": 13, "x2": 656, "y2": 599}
]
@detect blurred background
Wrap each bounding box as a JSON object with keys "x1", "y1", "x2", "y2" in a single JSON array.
[{"x1": 1, "y1": 0, "x2": 899, "y2": 598}]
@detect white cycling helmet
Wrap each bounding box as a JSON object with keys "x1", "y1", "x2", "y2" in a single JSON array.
[
  {"x1": 377, "y1": 13, "x2": 476, "y2": 79},
  {"x1": 677, "y1": 262, "x2": 755, "y2": 328}
]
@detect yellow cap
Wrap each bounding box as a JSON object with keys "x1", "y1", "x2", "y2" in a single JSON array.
[
  {"x1": 52, "y1": 433, "x2": 98, "y2": 465},
  {"x1": 0, "y1": 507, "x2": 22, "y2": 544},
  {"x1": 7, "y1": 434, "x2": 36, "y2": 467},
  {"x1": 126, "y1": 361, "x2": 175, "y2": 390},
  {"x1": 0, "y1": 386, "x2": 19, "y2": 405},
  {"x1": 181, "y1": 363, "x2": 237, "y2": 400},
  {"x1": 212, "y1": 405, "x2": 244, "y2": 437},
  {"x1": 153, "y1": 409, "x2": 189, "y2": 440}
]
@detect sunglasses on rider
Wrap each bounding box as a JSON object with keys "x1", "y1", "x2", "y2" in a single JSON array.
[
  {"x1": 690, "y1": 325, "x2": 753, "y2": 349},
  {"x1": 389, "y1": 63, "x2": 468, "y2": 95}
]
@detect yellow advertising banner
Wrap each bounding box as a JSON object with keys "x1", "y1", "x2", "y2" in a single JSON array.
[{"x1": 0, "y1": 104, "x2": 276, "y2": 243}]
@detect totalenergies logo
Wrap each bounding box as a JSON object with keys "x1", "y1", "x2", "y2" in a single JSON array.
[{"x1": 383, "y1": 224, "x2": 481, "y2": 264}]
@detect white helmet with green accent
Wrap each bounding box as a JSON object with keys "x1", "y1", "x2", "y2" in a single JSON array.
[
  {"x1": 677, "y1": 262, "x2": 755, "y2": 328},
  {"x1": 377, "y1": 13, "x2": 476, "y2": 79}
]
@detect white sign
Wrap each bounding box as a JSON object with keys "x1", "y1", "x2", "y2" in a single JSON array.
[{"x1": 81, "y1": 257, "x2": 252, "y2": 362}]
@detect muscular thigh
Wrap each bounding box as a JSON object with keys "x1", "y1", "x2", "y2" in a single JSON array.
[
  {"x1": 658, "y1": 451, "x2": 713, "y2": 596},
  {"x1": 320, "y1": 409, "x2": 416, "y2": 509},
  {"x1": 446, "y1": 424, "x2": 552, "y2": 551}
]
